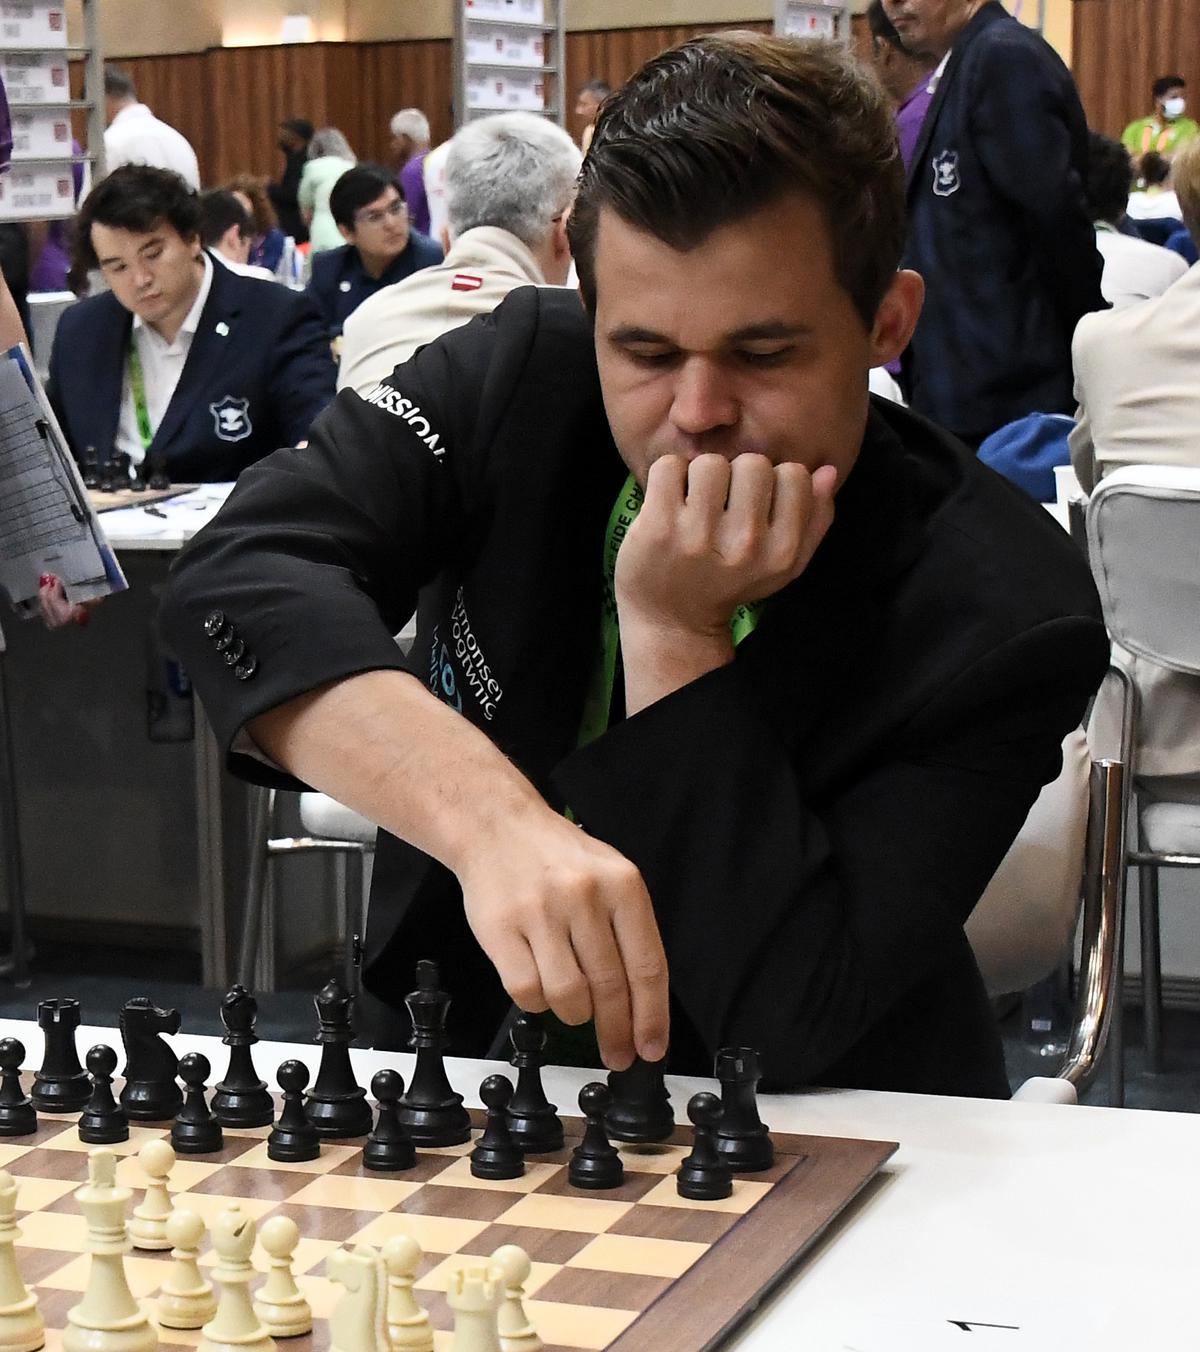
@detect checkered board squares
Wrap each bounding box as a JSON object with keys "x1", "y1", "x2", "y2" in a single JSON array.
[{"x1": 2, "y1": 1109, "x2": 896, "y2": 1352}]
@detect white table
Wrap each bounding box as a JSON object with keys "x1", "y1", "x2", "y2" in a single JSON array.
[
  {"x1": 1, "y1": 1016, "x2": 1191, "y2": 1352},
  {"x1": 95, "y1": 483, "x2": 235, "y2": 553}
]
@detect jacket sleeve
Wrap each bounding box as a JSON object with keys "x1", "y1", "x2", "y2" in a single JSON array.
[
  {"x1": 269, "y1": 291, "x2": 338, "y2": 447},
  {"x1": 551, "y1": 615, "x2": 1109, "y2": 1089},
  {"x1": 969, "y1": 35, "x2": 1105, "y2": 333}
]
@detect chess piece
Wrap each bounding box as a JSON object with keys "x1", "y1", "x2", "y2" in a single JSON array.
[
  {"x1": 327, "y1": 1243, "x2": 389, "y2": 1352},
  {"x1": 119, "y1": 997, "x2": 183, "y2": 1121},
  {"x1": 129, "y1": 1137, "x2": 176, "y2": 1250},
  {"x1": 81, "y1": 447, "x2": 100, "y2": 490},
  {"x1": 158, "y1": 1208, "x2": 217, "y2": 1330},
  {"x1": 63, "y1": 1148, "x2": 156, "y2": 1352},
  {"x1": 78, "y1": 1044, "x2": 130, "y2": 1145},
  {"x1": 147, "y1": 455, "x2": 170, "y2": 492},
  {"x1": 606, "y1": 1057, "x2": 673, "y2": 1144},
  {"x1": 381, "y1": 1234, "x2": 433, "y2": 1352},
  {"x1": 471, "y1": 1075, "x2": 524, "y2": 1180},
  {"x1": 568, "y1": 1083, "x2": 623, "y2": 1190},
  {"x1": 363, "y1": 1070, "x2": 416, "y2": 1172},
  {"x1": 713, "y1": 1046, "x2": 774, "y2": 1172},
  {"x1": 254, "y1": 1216, "x2": 312, "y2": 1337},
  {"x1": 173, "y1": 1052, "x2": 225, "y2": 1154},
  {"x1": 267, "y1": 1060, "x2": 320, "y2": 1163},
  {"x1": 199, "y1": 1206, "x2": 276, "y2": 1352},
  {"x1": 397, "y1": 960, "x2": 471, "y2": 1147},
  {"x1": 506, "y1": 1013, "x2": 563, "y2": 1154},
  {"x1": 446, "y1": 1261, "x2": 503, "y2": 1352},
  {"x1": 304, "y1": 979, "x2": 372, "y2": 1138},
  {"x1": 0, "y1": 1040, "x2": 36, "y2": 1137},
  {"x1": 97, "y1": 462, "x2": 117, "y2": 494},
  {"x1": 31, "y1": 998, "x2": 91, "y2": 1113},
  {"x1": 0, "y1": 1171, "x2": 45, "y2": 1352},
  {"x1": 676, "y1": 1092, "x2": 733, "y2": 1201},
  {"x1": 492, "y1": 1244, "x2": 541, "y2": 1352},
  {"x1": 212, "y1": 985, "x2": 274, "y2": 1128}
]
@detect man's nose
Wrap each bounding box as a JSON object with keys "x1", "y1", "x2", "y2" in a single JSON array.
[{"x1": 668, "y1": 357, "x2": 738, "y2": 436}]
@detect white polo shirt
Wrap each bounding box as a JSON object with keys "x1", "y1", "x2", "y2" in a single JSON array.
[{"x1": 104, "y1": 103, "x2": 200, "y2": 190}]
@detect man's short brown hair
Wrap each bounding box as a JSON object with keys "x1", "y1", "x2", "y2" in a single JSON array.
[
  {"x1": 568, "y1": 31, "x2": 906, "y2": 330},
  {"x1": 1172, "y1": 137, "x2": 1200, "y2": 242}
]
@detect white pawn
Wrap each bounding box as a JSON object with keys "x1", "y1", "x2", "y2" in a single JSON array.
[
  {"x1": 198, "y1": 1205, "x2": 275, "y2": 1352},
  {"x1": 446, "y1": 1262, "x2": 503, "y2": 1352},
  {"x1": 129, "y1": 1138, "x2": 175, "y2": 1250},
  {"x1": 253, "y1": 1216, "x2": 311, "y2": 1337},
  {"x1": 327, "y1": 1244, "x2": 388, "y2": 1352},
  {"x1": 158, "y1": 1208, "x2": 216, "y2": 1330},
  {"x1": 381, "y1": 1234, "x2": 432, "y2": 1352},
  {"x1": 491, "y1": 1246, "x2": 541, "y2": 1352},
  {"x1": 0, "y1": 1171, "x2": 44, "y2": 1352}
]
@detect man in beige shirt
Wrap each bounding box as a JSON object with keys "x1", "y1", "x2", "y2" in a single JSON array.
[{"x1": 338, "y1": 113, "x2": 580, "y2": 396}]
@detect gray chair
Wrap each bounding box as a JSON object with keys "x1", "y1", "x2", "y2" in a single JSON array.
[{"x1": 26, "y1": 291, "x2": 76, "y2": 384}]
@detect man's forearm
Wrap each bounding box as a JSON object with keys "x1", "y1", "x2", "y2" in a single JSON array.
[{"x1": 620, "y1": 617, "x2": 734, "y2": 718}]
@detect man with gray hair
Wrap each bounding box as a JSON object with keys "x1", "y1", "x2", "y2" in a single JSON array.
[
  {"x1": 339, "y1": 111, "x2": 579, "y2": 394},
  {"x1": 103, "y1": 65, "x2": 199, "y2": 189},
  {"x1": 390, "y1": 107, "x2": 432, "y2": 234}
]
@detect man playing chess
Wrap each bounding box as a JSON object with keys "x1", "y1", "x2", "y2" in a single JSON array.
[{"x1": 163, "y1": 33, "x2": 1108, "y2": 1097}]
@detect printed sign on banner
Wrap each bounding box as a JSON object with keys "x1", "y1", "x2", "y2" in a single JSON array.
[
  {"x1": 0, "y1": 165, "x2": 74, "y2": 218},
  {"x1": 9, "y1": 109, "x2": 71, "y2": 160},
  {"x1": 0, "y1": 1, "x2": 68, "y2": 49},
  {"x1": 0, "y1": 52, "x2": 70, "y2": 103}
]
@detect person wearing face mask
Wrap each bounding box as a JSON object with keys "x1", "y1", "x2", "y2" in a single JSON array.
[{"x1": 1122, "y1": 76, "x2": 1198, "y2": 163}]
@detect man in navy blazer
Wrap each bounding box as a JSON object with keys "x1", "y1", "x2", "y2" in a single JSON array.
[
  {"x1": 48, "y1": 165, "x2": 336, "y2": 484},
  {"x1": 884, "y1": 0, "x2": 1104, "y2": 446}
]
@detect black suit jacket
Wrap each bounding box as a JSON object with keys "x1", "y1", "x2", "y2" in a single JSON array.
[
  {"x1": 47, "y1": 256, "x2": 336, "y2": 482},
  {"x1": 161, "y1": 286, "x2": 1109, "y2": 1097},
  {"x1": 902, "y1": 2, "x2": 1104, "y2": 441}
]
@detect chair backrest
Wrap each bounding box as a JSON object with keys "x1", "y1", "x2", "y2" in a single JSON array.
[
  {"x1": 26, "y1": 291, "x2": 76, "y2": 383},
  {"x1": 1086, "y1": 466, "x2": 1200, "y2": 677}
]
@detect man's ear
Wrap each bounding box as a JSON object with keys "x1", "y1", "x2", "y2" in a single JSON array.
[
  {"x1": 868, "y1": 269, "x2": 924, "y2": 368},
  {"x1": 550, "y1": 214, "x2": 571, "y2": 261},
  {"x1": 337, "y1": 222, "x2": 355, "y2": 246}
]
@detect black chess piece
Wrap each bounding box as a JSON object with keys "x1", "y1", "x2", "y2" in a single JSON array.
[
  {"x1": 211, "y1": 985, "x2": 274, "y2": 1128},
  {"x1": 677, "y1": 1092, "x2": 733, "y2": 1201},
  {"x1": 78, "y1": 1045, "x2": 129, "y2": 1145},
  {"x1": 397, "y1": 960, "x2": 471, "y2": 1147},
  {"x1": 268, "y1": 1060, "x2": 321, "y2": 1163},
  {"x1": 363, "y1": 1069, "x2": 416, "y2": 1172},
  {"x1": 97, "y1": 462, "x2": 117, "y2": 494},
  {"x1": 0, "y1": 1039, "x2": 36, "y2": 1137},
  {"x1": 568, "y1": 1083, "x2": 624, "y2": 1190},
  {"x1": 304, "y1": 978, "x2": 372, "y2": 1138},
  {"x1": 713, "y1": 1047, "x2": 774, "y2": 1173},
  {"x1": 147, "y1": 455, "x2": 170, "y2": 492},
  {"x1": 129, "y1": 464, "x2": 147, "y2": 493},
  {"x1": 471, "y1": 1075, "x2": 525, "y2": 1181},
  {"x1": 31, "y1": 998, "x2": 91, "y2": 1113},
  {"x1": 172, "y1": 1052, "x2": 225, "y2": 1154},
  {"x1": 119, "y1": 998, "x2": 183, "y2": 1121},
  {"x1": 606, "y1": 1057, "x2": 673, "y2": 1144},
  {"x1": 506, "y1": 1012, "x2": 563, "y2": 1154},
  {"x1": 81, "y1": 447, "x2": 100, "y2": 490}
]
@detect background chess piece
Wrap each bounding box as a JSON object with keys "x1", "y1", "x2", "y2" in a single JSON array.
[
  {"x1": 506, "y1": 1013, "x2": 562, "y2": 1154},
  {"x1": 713, "y1": 1046, "x2": 774, "y2": 1172},
  {"x1": 31, "y1": 999, "x2": 91, "y2": 1113},
  {"x1": 0, "y1": 1039, "x2": 37, "y2": 1137},
  {"x1": 268, "y1": 1060, "x2": 319, "y2": 1163},
  {"x1": 118, "y1": 998, "x2": 182, "y2": 1121},
  {"x1": 363, "y1": 1070, "x2": 415, "y2": 1172},
  {"x1": 0, "y1": 1171, "x2": 45, "y2": 1352},
  {"x1": 158, "y1": 1208, "x2": 216, "y2": 1330},
  {"x1": 253, "y1": 1216, "x2": 312, "y2": 1337},
  {"x1": 397, "y1": 960, "x2": 471, "y2": 1147},
  {"x1": 78, "y1": 1044, "x2": 129, "y2": 1144},
  {"x1": 129, "y1": 1138, "x2": 175, "y2": 1250},
  {"x1": 198, "y1": 1206, "x2": 275, "y2": 1352},
  {"x1": 304, "y1": 979, "x2": 371, "y2": 1138},
  {"x1": 327, "y1": 1243, "x2": 389, "y2": 1352},
  {"x1": 606, "y1": 1057, "x2": 673, "y2": 1144},
  {"x1": 676, "y1": 1092, "x2": 733, "y2": 1201},
  {"x1": 173, "y1": 1052, "x2": 224, "y2": 1154},
  {"x1": 381, "y1": 1234, "x2": 433, "y2": 1352},
  {"x1": 212, "y1": 985, "x2": 274, "y2": 1128}
]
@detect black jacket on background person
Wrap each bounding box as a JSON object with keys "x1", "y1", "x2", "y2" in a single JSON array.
[
  {"x1": 901, "y1": 1, "x2": 1104, "y2": 443},
  {"x1": 161, "y1": 286, "x2": 1109, "y2": 1098}
]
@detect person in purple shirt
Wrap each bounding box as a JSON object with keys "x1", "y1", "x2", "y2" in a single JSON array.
[
  {"x1": 390, "y1": 108, "x2": 432, "y2": 236},
  {"x1": 868, "y1": 0, "x2": 938, "y2": 172}
]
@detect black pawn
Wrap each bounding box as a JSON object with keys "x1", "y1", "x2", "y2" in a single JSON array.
[
  {"x1": 606, "y1": 1057, "x2": 673, "y2": 1143},
  {"x1": 363, "y1": 1070, "x2": 416, "y2": 1172},
  {"x1": 713, "y1": 1047, "x2": 774, "y2": 1173},
  {"x1": 305, "y1": 979, "x2": 372, "y2": 1138},
  {"x1": 0, "y1": 1039, "x2": 37, "y2": 1137},
  {"x1": 78, "y1": 1045, "x2": 129, "y2": 1144},
  {"x1": 397, "y1": 960, "x2": 471, "y2": 1147},
  {"x1": 471, "y1": 1075, "x2": 525, "y2": 1181},
  {"x1": 147, "y1": 455, "x2": 170, "y2": 492},
  {"x1": 268, "y1": 1060, "x2": 320, "y2": 1163},
  {"x1": 212, "y1": 985, "x2": 274, "y2": 1128},
  {"x1": 568, "y1": 1083, "x2": 624, "y2": 1190},
  {"x1": 31, "y1": 999, "x2": 91, "y2": 1113},
  {"x1": 677, "y1": 1092, "x2": 733, "y2": 1201},
  {"x1": 172, "y1": 1052, "x2": 224, "y2": 1154},
  {"x1": 506, "y1": 1013, "x2": 563, "y2": 1154},
  {"x1": 81, "y1": 447, "x2": 100, "y2": 490}
]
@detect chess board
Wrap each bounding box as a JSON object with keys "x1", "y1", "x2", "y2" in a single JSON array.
[
  {"x1": 2, "y1": 1107, "x2": 895, "y2": 1352},
  {"x1": 88, "y1": 484, "x2": 197, "y2": 512}
]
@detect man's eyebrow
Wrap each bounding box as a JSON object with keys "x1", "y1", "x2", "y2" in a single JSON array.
[
  {"x1": 606, "y1": 321, "x2": 812, "y2": 346},
  {"x1": 607, "y1": 325, "x2": 672, "y2": 345}
]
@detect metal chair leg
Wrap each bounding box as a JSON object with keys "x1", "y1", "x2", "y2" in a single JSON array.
[
  {"x1": 342, "y1": 850, "x2": 364, "y2": 995},
  {"x1": 1139, "y1": 862, "x2": 1163, "y2": 1072},
  {"x1": 237, "y1": 787, "x2": 275, "y2": 988}
]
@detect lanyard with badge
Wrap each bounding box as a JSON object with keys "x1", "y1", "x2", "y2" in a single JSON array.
[{"x1": 127, "y1": 343, "x2": 155, "y2": 455}]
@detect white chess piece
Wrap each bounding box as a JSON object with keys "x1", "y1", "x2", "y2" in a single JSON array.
[
  {"x1": 491, "y1": 1246, "x2": 541, "y2": 1352},
  {"x1": 198, "y1": 1205, "x2": 275, "y2": 1352},
  {"x1": 157, "y1": 1208, "x2": 216, "y2": 1330},
  {"x1": 446, "y1": 1262, "x2": 503, "y2": 1352},
  {"x1": 253, "y1": 1216, "x2": 312, "y2": 1337},
  {"x1": 129, "y1": 1138, "x2": 175, "y2": 1250},
  {"x1": 327, "y1": 1244, "x2": 388, "y2": 1352},
  {"x1": 63, "y1": 1149, "x2": 156, "y2": 1352},
  {"x1": 0, "y1": 1171, "x2": 45, "y2": 1352},
  {"x1": 381, "y1": 1234, "x2": 433, "y2": 1351}
]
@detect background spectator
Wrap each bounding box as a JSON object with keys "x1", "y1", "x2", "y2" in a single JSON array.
[
  {"x1": 102, "y1": 65, "x2": 199, "y2": 190},
  {"x1": 268, "y1": 117, "x2": 312, "y2": 244},
  {"x1": 1122, "y1": 75, "x2": 1198, "y2": 162},
  {"x1": 298, "y1": 127, "x2": 356, "y2": 252},
  {"x1": 226, "y1": 174, "x2": 287, "y2": 273},
  {"x1": 389, "y1": 108, "x2": 432, "y2": 235},
  {"x1": 1127, "y1": 150, "x2": 1181, "y2": 222},
  {"x1": 198, "y1": 190, "x2": 275, "y2": 281},
  {"x1": 574, "y1": 77, "x2": 611, "y2": 153},
  {"x1": 866, "y1": 0, "x2": 937, "y2": 172}
]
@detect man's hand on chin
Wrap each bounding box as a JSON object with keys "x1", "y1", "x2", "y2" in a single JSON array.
[{"x1": 615, "y1": 452, "x2": 837, "y2": 715}]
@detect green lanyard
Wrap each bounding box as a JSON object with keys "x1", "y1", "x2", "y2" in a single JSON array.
[
  {"x1": 128, "y1": 343, "x2": 154, "y2": 453},
  {"x1": 575, "y1": 472, "x2": 763, "y2": 749}
]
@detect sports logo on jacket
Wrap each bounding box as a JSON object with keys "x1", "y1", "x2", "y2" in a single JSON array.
[
  {"x1": 931, "y1": 149, "x2": 961, "y2": 197},
  {"x1": 210, "y1": 395, "x2": 252, "y2": 442}
]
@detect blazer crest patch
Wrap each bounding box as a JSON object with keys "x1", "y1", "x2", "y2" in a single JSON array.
[
  {"x1": 932, "y1": 149, "x2": 961, "y2": 197},
  {"x1": 210, "y1": 395, "x2": 253, "y2": 442}
]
